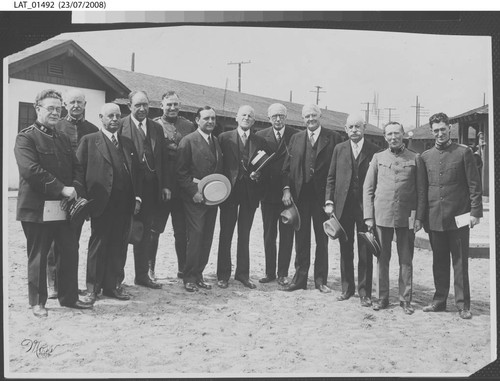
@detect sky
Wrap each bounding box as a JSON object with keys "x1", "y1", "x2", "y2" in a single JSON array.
[{"x1": 57, "y1": 25, "x2": 491, "y2": 130}]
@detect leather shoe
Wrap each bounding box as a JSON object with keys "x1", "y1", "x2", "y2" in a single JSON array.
[
  {"x1": 277, "y1": 276, "x2": 289, "y2": 286},
  {"x1": 32, "y1": 304, "x2": 48, "y2": 318},
  {"x1": 184, "y1": 282, "x2": 199, "y2": 292},
  {"x1": 317, "y1": 284, "x2": 331, "y2": 293},
  {"x1": 372, "y1": 299, "x2": 389, "y2": 311},
  {"x1": 284, "y1": 283, "x2": 307, "y2": 292},
  {"x1": 217, "y1": 280, "x2": 229, "y2": 289},
  {"x1": 67, "y1": 299, "x2": 94, "y2": 309},
  {"x1": 360, "y1": 296, "x2": 372, "y2": 307},
  {"x1": 236, "y1": 277, "x2": 257, "y2": 289},
  {"x1": 84, "y1": 292, "x2": 98, "y2": 304},
  {"x1": 400, "y1": 301, "x2": 414, "y2": 315},
  {"x1": 135, "y1": 277, "x2": 162, "y2": 289},
  {"x1": 103, "y1": 288, "x2": 130, "y2": 301},
  {"x1": 459, "y1": 309, "x2": 472, "y2": 319},
  {"x1": 196, "y1": 280, "x2": 212, "y2": 290},
  {"x1": 423, "y1": 303, "x2": 446, "y2": 312},
  {"x1": 259, "y1": 275, "x2": 276, "y2": 284},
  {"x1": 336, "y1": 292, "x2": 354, "y2": 301}
]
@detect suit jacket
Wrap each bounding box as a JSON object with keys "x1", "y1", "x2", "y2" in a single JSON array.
[
  {"x1": 283, "y1": 127, "x2": 343, "y2": 201},
  {"x1": 325, "y1": 139, "x2": 379, "y2": 218},
  {"x1": 176, "y1": 130, "x2": 223, "y2": 201},
  {"x1": 420, "y1": 142, "x2": 482, "y2": 231},
  {"x1": 218, "y1": 129, "x2": 269, "y2": 205},
  {"x1": 55, "y1": 118, "x2": 99, "y2": 150},
  {"x1": 363, "y1": 147, "x2": 425, "y2": 228},
  {"x1": 14, "y1": 122, "x2": 85, "y2": 223},
  {"x1": 76, "y1": 131, "x2": 143, "y2": 218},
  {"x1": 119, "y1": 116, "x2": 171, "y2": 199},
  {"x1": 256, "y1": 126, "x2": 299, "y2": 204}
]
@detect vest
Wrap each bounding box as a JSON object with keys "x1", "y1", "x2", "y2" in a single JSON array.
[
  {"x1": 304, "y1": 136, "x2": 318, "y2": 184},
  {"x1": 104, "y1": 136, "x2": 132, "y2": 203},
  {"x1": 347, "y1": 148, "x2": 362, "y2": 206},
  {"x1": 237, "y1": 134, "x2": 250, "y2": 180}
]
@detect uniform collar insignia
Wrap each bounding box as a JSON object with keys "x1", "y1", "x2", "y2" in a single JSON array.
[
  {"x1": 390, "y1": 144, "x2": 405, "y2": 155},
  {"x1": 35, "y1": 121, "x2": 53, "y2": 136}
]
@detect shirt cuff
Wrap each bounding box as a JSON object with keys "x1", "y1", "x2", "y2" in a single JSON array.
[{"x1": 135, "y1": 197, "x2": 142, "y2": 203}]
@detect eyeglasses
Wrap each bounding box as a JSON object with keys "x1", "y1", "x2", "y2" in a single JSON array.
[
  {"x1": 270, "y1": 114, "x2": 286, "y2": 121},
  {"x1": 38, "y1": 105, "x2": 62, "y2": 114}
]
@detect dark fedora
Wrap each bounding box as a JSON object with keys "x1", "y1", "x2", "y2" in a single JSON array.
[
  {"x1": 198, "y1": 174, "x2": 231, "y2": 206},
  {"x1": 68, "y1": 198, "x2": 93, "y2": 227},
  {"x1": 249, "y1": 150, "x2": 275, "y2": 173},
  {"x1": 323, "y1": 213, "x2": 347, "y2": 241},
  {"x1": 358, "y1": 231, "x2": 381, "y2": 258},
  {"x1": 128, "y1": 218, "x2": 144, "y2": 245},
  {"x1": 280, "y1": 200, "x2": 301, "y2": 231}
]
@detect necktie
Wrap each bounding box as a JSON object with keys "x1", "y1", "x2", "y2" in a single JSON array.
[
  {"x1": 111, "y1": 134, "x2": 119, "y2": 148},
  {"x1": 309, "y1": 131, "x2": 315, "y2": 146},
  {"x1": 276, "y1": 130, "x2": 282, "y2": 143},
  {"x1": 241, "y1": 132, "x2": 247, "y2": 146},
  {"x1": 353, "y1": 142, "x2": 359, "y2": 158},
  {"x1": 208, "y1": 135, "x2": 216, "y2": 155},
  {"x1": 138, "y1": 122, "x2": 146, "y2": 140}
]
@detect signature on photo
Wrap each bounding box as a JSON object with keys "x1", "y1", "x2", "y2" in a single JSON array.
[{"x1": 21, "y1": 338, "x2": 59, "y2": 359}]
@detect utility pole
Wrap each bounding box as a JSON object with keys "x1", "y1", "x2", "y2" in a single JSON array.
[
  {"x1": 361, "y1": 102, "x2": 374, "y2": 124},
  {"x1": 131, "y1": 52, "x2": 135, "y2": 72},
  {"x1": 385, "y1": 107, "x2": 396, "y2": 122},
  {"x1": 227, "y1": 60, "x2": 251, "y2": 92},
  {"x1": 290, "y1": 90, "x2": 293, "y2": 102},
  {"x1": 376, "y1": 108, "x2": 382, "y2": 129},
  {"x1": 310, "y1": 85, "x2": 326, "y2": 105},
  {"x1": 483, "y1": 92, "x2": 486, "y2": 106},
  {"x1": 411, "y1": 96, "x2": 422, "y2": 129}
]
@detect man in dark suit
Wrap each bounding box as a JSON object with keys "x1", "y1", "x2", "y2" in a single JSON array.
[
  {"x1": 14, "y1": 89, "x2": 93, "y2": 317},
  {"x1": 325, "y1": 113, "x2": 379, "y2": 306},
  {"x1": 256, "y1": 103, "x2": 298, "y2": 286},
  {"x1": 151, "y1": 91, "x2": 195, "y2": 280},
  {"x1": 77, "y1": 103, "x2": 143, "y2": 303},
  {"x1": 119, "y1": 91, "x2": 171, "y2": 289},
  {"x1": 47, "y1": 88, "x2": 99, "y2": 299},
  {"x1": 217, "y1": 105, "x2": 270, "y2": 290},
  {"x1": 421, "y1": 112, "x2": 482, "y2": 319},
  {"x1": 282, "y1": 103, "x2": 342, "y2": 292},
  {"x1": 176, "y1": 106, "x2": 223, "y2": 292}
]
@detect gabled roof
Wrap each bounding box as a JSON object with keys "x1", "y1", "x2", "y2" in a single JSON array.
[
  {"x1": 107, "y1": 67, "x2": 383, "y2": 136},
  {"x1": 449, "y1": 104, "x2": 488, "y2": 124},
  {"x1": 9, "y1": 39, "x2": 130, "y2": 97}
]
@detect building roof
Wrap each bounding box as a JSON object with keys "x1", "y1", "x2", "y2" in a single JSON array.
[
  {"x1": 410, "y1": 105, "x2": 488, "y2": 140},
  {"x1": 107, "y1": 67, "x2": 383, "y2": 136},
  {"x1": 8, "y1": 39, "x2": 130, "y2": 97}
]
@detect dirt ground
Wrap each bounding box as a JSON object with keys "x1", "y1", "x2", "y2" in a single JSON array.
[{"x1": 5, "y1": 196, "x2": 494, "y2": 377}]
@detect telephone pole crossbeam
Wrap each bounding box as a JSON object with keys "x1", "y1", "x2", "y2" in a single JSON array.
[
  {"x1": 310, "y1": 85, "x2": 326, "y2": 105},
  {"x1": 228, "y1": 60, "x2": 251, "y2": 92}
]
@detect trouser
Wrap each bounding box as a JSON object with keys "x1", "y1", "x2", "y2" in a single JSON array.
[
  {"x1": 22, "y1": 221, "x2": 79, "y2": 307},
  {"x1": 217, "y1": 180, "x2": 258, "y2": 281},
  {"x1": 261, "y1": 202, "x2": 294, "y2": 278},
  {"x1": 292, "y1": 182, "x2": 329, "y2": 288},
  {"x1": 183, "y1": 200, "x2": 218, "y2": 284},
  {"x1": 429, "y1": 227, "x2": 471, "y2": 310},
  {"x1": 339, "y1": 200, "x2": 372, "y2": 297},
  {"x1": 150, "y1": 197, "x2": 187, "y2": 274},
  {"x1": 376, "y1": 226, "x2": 414, "y2": 302}
]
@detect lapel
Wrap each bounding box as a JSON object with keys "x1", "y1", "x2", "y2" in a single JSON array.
[
  {"x1": 344, "y1": 141, "x2": 353, "y2": 169},
  {"x1": 229, "y1": 129, "x2": 240, "y2": 162},
  {"x1": 119, "y1": 136, "x2": 133, "y2": 173},
  {"x1": 248, "y1": 131, "x2": 258, "y2": 161},
  {"x1": 316, "y1": 128, "x2": 329, "y2": 155},
  {"x1": 357, "y1": 140, "x2": 370, "y2": 165},
  {"x1": 267, "y1": 128, "x2": 279, "y2": 151},
  {"x1": 146, "y1": 119, "x2": 157, "y2": 152},
  {"x1": 120, "y1": 116, "x2": 133, "y2": 140},
  {"x1": 95, "y1": 131, "x2": 111, "y2": 165}
]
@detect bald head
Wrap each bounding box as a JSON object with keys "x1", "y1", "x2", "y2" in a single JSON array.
[
  {"x1": 99, "y1": 103, "x2": 121, "y2": 133},
  {"x1": 345, "y1": 113, "x2": 366, "y2": 143},
  {"x1": 64, "y1": 88, "x2": 87, "y2": 118}
]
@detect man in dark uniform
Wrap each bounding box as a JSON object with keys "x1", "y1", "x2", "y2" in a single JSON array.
[
  {"x1": 14, "y1": 89, "x2": 93, "y2": 317},
  {"x1": 176, "y1": 106, "x2": 223, "y2": 292},
  {"x1": 217, "y1": 105, "x2": 270, "y2": 290},
  {"x1": 421, "y1": 112, "x2": 482, "y2": 319},
  {"x1": 119, "y1": 90, "x2": 171, "y2": 289},
  {"x1": 47, "y1": 88, "x2": 99, "y2": 299},
  {"x1": 77, "y1": 103, "x2": 143, "y2": 303},
  {"x1": 325, "y1": 114, "x2": 379, "y2": 305},
  {"x1": 151, "y1": 91, "x2": 195, "y2": 280},
  {"x1": 256, "y1": 103, "x2": 298, "y2": 286},
  {"x1": 283, "y1": 104, "x2": 342, "y2": 293}
]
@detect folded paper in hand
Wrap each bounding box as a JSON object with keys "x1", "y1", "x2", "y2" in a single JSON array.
[
  {"x1": 43, "y1": 200, "x2": 67, "y2": 222},
  {"x1": 454, "y1": 212, "x2": 470, "y2": 228}
]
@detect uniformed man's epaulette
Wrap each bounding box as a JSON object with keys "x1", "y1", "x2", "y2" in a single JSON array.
[
  {"x1": 19, "y1": 125, "x2": 35, "y2": 133},
  {"x1": 406, "y1": 147, "x2": 417, "y2": 153},
  {"x1": 375, "y1": 147, "x2": 385, "y2": 154},
  {"x1": 458, "y1": 143, "x2": 470, "y2": 149},
  {"x1": 422, "y1": 147, "x2": 433, "y2": 155}
]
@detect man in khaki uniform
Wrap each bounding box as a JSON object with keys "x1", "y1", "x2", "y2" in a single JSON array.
[{"x1": 364, "y1": 122, "x2": 425, "y2": 314}]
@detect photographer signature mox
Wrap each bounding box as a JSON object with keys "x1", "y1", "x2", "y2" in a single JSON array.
[{"x1": 21, "y1": 338, "x2": 59, "y2": 358}]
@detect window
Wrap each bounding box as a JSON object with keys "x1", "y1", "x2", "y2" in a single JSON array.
[{"x1": 18, "y1": 102, "x2": 37, "y2": 132}]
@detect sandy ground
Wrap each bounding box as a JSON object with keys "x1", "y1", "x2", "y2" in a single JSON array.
[{"x1": 5, "y1": 197, "x2": 494, "y2": 377}]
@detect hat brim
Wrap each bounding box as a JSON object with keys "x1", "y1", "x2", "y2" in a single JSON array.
[
  {"x1": 69, "y1": 198, "x2": 93, "y2": 226},
  {"x1": 323, "y1": 213, "x2": 347, "y2": 241},
  {"x1": 128, "y1": 219, "x2": 144, "y2": 245},
  {"x1": 280, "y1": 200, "x2": 301, "y2": 231},
  {"x1": 198, "y1": 174, "x2": 232, "y2": 206},
  {"x1": 358, "y1": 232, "x2": 381, "y2": 257}
]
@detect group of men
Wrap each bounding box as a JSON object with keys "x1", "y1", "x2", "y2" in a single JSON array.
[{"x1": 15, "y1": 87, "x2": 482, "y2": 321}]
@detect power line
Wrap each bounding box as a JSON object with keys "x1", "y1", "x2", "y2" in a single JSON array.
[{"x1": 385, "y1": 107, "x2": 396, "y2": 122}]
